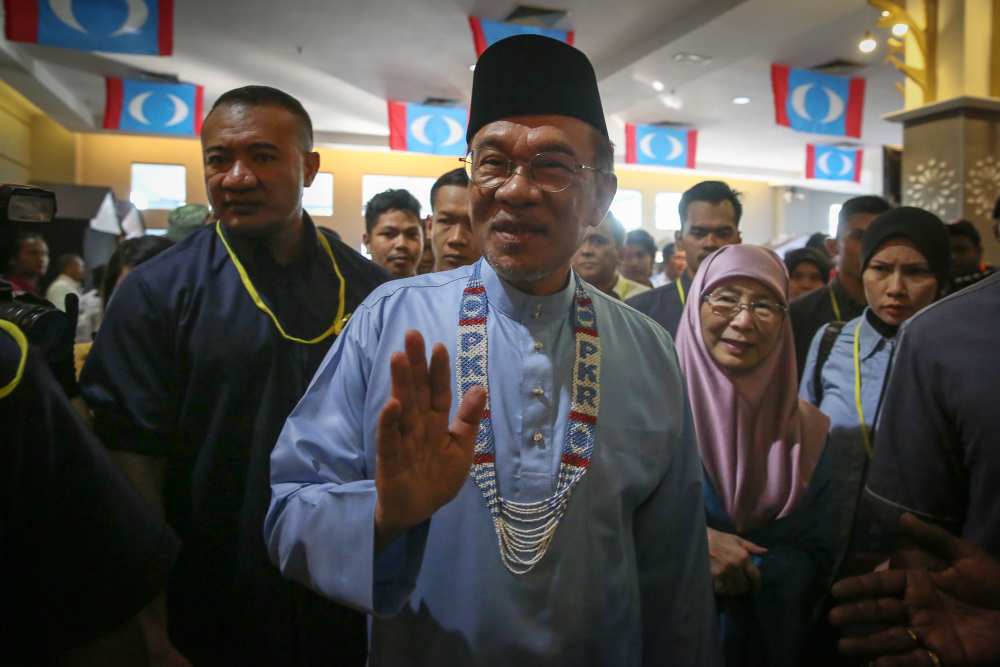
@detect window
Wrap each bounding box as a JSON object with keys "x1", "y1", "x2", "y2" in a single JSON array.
[
  {"x1": 654, "y1": 192, "x2": 683, "y2": 231},
  {"x1": 828, "y1": 203, "x2": 843, "y2": 237},
  {"x1": 609, "y1": 189, "x2": 642, "y2": 231},
  {"x1": 130, "y1": 163, "x2": 186, "y2": 210},
  {"x1": 361, "y1": 175, "x2": 436, "y2": 218},
  {"x1": 303, "y1": 172, "x2": 334, "y2": 216}
]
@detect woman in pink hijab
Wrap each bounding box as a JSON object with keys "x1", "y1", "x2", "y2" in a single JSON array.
[{"x1": 676, "y1": 244, "x2": 836, "y2": 667}]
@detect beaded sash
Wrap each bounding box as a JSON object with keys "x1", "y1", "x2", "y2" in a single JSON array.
[{"x1": 456, "y1": 262, "x2": 601, "y2": 574}]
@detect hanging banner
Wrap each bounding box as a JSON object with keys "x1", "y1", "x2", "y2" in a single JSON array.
[
  {"x1": 772, "y1": 64, "x2": 865, "y2": 138},
  {"x1": 388, "y1": 101, "x2": 467, "y2": 156},
  {"x1": 5, "y1": 0, "x2": 174, "y2": 55},
  {"x1": 806, "y1": 144, "x2": 863, "y2": 183},
  {"x1": 104, "y1": 78, "x2": 203, "y2": 136},
  {"x1": 625, "y1": 124, "x2": 697, "y2": 168}
]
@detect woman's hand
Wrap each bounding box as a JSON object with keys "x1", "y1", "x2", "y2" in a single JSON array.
[{"x1": 707, "y1": 527, "x2": 768, "y2": 596}]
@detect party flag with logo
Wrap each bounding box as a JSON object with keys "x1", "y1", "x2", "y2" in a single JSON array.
[
  {"x1": 4, "y1": 0, "x2": 173, "y2": 55},
  {"x1": 104, "y1": 78, "x2": 203, "y2": 136},
  {"x1": 806, "y1": 144, "x2": 862, "y2": 183},
  {"x1": 388, "y1": 101, "x2": 467, "y2": 156},
  {"x1": 468, "y1": 17, "x2": 573, "y2": 56},
  {"x1": 625, "y1": 124, "x2": 697, "y2": 168},
  {"x1": 771, "y1": 64, "x2": 865, "y2": 138}
]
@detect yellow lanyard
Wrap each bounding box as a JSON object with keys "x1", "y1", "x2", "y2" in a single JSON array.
[
  {"x1": 0, "y1": 319, "x2": 28, "y2": 398},
  {"x1": 829, "y1": 286, "x2": 842, "y2": 321},
  {"x1": 852, "y1": 320, "x2": 874, "y2": 459},
  {"x1": 215, "y1": 221, "x2": 348, "y2": 344},
  {"x1": 676, "y1": 277, "x2": 687, "y2": 305}
]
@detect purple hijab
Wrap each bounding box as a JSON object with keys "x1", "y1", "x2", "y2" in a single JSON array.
[{"x1": 675, "y1": 245, "x2": 829, "y2": 532}]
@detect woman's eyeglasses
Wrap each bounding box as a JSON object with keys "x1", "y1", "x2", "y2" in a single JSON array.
[{"x1": 703, "y1": 290, "x2": 787, "y2": 324}]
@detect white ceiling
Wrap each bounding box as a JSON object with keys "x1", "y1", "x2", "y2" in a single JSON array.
[{"x1": 0, "y1": 0, "x2": 904, "y2": 186}]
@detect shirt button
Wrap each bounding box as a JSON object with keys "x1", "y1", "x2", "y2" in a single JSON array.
[
  {"x1": 533, "y1": 340, "x2": 543, "y2": 351},
  {"x1": 532, "y1": 431, "x2": 544, "y2": 444},
  {"x1": 531, "y1": 387, "x2": 545, "y2": 398},
  {"x1": 532, "y1": 304, "x2": 543, "y2": 319}
]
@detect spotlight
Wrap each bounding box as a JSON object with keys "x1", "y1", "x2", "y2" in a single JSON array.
[
  {"x1": 732, "y1": 96, "x2": 751, "y2": 105},
  {"x1": 892, "y1": 23, "x2": 908, "y2": 37},
  {"x1": 881, "y1": 10, "x2": 890, "y2": 17},
  {"x1": 652, "y1": 80, "x2": 665, "y2": 92},
  {"x1": 859, "y1": 32, "x2": 878, "y2": 53},
  {"x1": 468, "y1": 64, "x2": 476, "y2": 71}
]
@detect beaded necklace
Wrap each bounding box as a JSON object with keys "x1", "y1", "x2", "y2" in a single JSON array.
[{"x1": 456, "y1": 262, "x2": 601, "y2": 574}]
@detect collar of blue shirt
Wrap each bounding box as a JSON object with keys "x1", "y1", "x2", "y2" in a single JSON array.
[{"x1": 480, "y1": 259, "x2": 577, "y2": 326}]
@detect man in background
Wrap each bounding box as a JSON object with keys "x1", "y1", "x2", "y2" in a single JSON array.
[
  {"x1": 45, "y1": 253, "x2": 85, "y2": 312},
  {"x1": 948, "y1": 219, "x2": 995, "y2": 290},
  {"x1": 573, "y1": 213, "x2": 648, "y2": 299},
  {"x1": 3, "y1": 233, "x2": 49, "y2": 297},
  {"x1": 363, "y1": 188, "x2": 424, "y2": 278},
  {"x1": 651, "y1": 241, "x2": 686, "y2": 287},
  {"x1": 167, "y1": 203, "x2": 211, "y2": 243},
  {"x1": 783, "y1": 247, "x2": 830, "y2": 301},
  {"x1": 427, "y1": 167, "x2": 480, "y2": 272},
  {"x1": 628, "y1": 180, "x2": 742, "y2": 336},
  {"x1": 621, "y1": 228, "x2": 657, "y2": 288},
  {"x1": 789, "y1": 195, "x2": 890, "y2": 378}
]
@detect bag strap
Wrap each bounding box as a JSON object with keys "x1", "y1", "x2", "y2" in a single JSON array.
[{"x1": 813, "y1": 320, "x2": 846, "y2": 404}]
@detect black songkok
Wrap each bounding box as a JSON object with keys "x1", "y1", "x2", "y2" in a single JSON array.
[
  {"x1": 467, "y1": 35, "x2": 608, "y2": 144},
  {"x1": 861, "y1": 206, "x2": 950, "y2": 290}
]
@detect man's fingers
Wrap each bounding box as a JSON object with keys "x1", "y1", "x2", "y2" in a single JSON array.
[
  {"x1": 375, "y1": 397, "x2": 403, "y2": 467},
  {"x1": 404, "y1": 330, "x2": 431, "y2": 412},
  {"x1": 451, "y1": 385, "x2": 487, "y2": 446},
  {"x1": 389, "y1": 352, "x2": 418, "y2": 431},
  {"x1": 832, "y1": 569, "x2": 907, "y2": 601},
  {"x1": 829, "y1": 595, "x2": 908, "y2": 628},
  {"x1": 739, "y1": 537, "x2": 768, "y2": 555},
  {"x1": 428, "y1": 343, "x2": 452, "y2": 413},
  {"x1": 899, "y1": 512, "x2": 978, "y2": 562},
  {"x1": 836, "y1": 626, "x2": 922, "y2": 658}
]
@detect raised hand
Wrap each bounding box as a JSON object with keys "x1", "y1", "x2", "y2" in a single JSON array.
[
  {"x1": 374, "y1": 330, "x2": 487, "y2": 551},
  {"x1": 706, "y1": 527, "x2": 768, "y2": 596},
  {"x1": 830, "y1": 513, "x2": 1000, "y2": 666}
]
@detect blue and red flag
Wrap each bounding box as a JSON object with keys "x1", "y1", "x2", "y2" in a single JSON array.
[
  {"x1": 625, "y1": 124, "x2": 697, "y2": 169},
  {"x1": 806, "y1": 144, "x2": 862, "y2": 183},
  {"x1": 4, "y1": 0, "x2": 173, "y2": 55},
  {"x1": 468, "y1": 17, "x2": 573, "y2": 56},
  {"x1": 104, "y1": 78, "x2": 203, "y2": 136},
  {"x1": 771, "y1": 64, "x2": 865, "y2": 138},
  {"x1": 388, "y1": 101, "x2": 467, "y2": 156}
]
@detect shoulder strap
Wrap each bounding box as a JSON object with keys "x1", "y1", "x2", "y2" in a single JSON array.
[{"x1": 812, "y1": 320, "x2": 846, "y2": 404}]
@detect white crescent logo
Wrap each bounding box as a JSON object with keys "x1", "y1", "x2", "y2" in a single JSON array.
[
  {"x1": 791, "y1": 83, "x2": 813, "y2": 121},
  {"x1": 838, "y1": 152, "x2": 854, "y2": 177},
  {"x1": 821, "y1": 87, "x2": 845, "y2": 124},
  {"x1": 111, "y1": 0, "x2": 150, "y2": 37},
  {"x1": 665, "y1": 135, "x2": 684, "y2": 161},
  {"x1": 164, "y1": 94, "x2": 190, "y2": 127},
  {"x1": 440, "y1": 115, "x2": 464, "y2": 147},
  {"x1": 49, "y1": 0, "x2": 87, "y2": 33},
  {"x1": 817, "y1": 150, "x2": 831, "y2": 176},
  {"x1": 410, "y1": 114, "x2": 433, "y2": 145},
  {"x1": 128, "y1": 91, "x2": 153, "y2": 125},
  {"x1": 639, "y1": 133, "x2": 656, "y2": 159}
]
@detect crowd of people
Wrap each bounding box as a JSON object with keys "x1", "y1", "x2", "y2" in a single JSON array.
[{"x1": 3, "y1": 33, "x2": 1000, "y2": 667}]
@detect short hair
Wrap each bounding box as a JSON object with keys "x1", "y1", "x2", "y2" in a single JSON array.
[
  {"x1": 948, "y1": 219, "x2": 982, "y2": 247},
  {"x1": 2, "y1": 232, "x2": 45, "y2": 269},
  {"x1": 805, "y1": 232, "x2": 829, "y2": 252},
  {"x1": 601, "y1": 213, "x2": 626, "y2": 247},
  {"x1": 662, "y1": 242, "x2": 677, "y2": 259},
  {"x1": 837, "y1": 195, "x2": 891, "y2": 237},
  {"x1": 209, "y1": 85, "x2": 314, "y2": 151},
  {"x1": 101, "y1": 236, "x2": 174, "y2": 304},
  {"x1": 625, "y1": 229, "x2": 656, "y2": 258},
  {"x1": 678, "y1": 181, "x2": 743, "y2": 228},
  {"x1": 364, "y1": 189, "x2": 422, "y2": 235},
  {"x1": 430, "y1": 168, "x2": 470, "y2": 212},
  {"x1": 54, "y1": 254, "x2": 82, "y2": 274}
]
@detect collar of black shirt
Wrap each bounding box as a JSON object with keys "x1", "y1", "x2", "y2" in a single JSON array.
[{"x1": 227, "y1": 212, "x2": 323, "y2": 281}]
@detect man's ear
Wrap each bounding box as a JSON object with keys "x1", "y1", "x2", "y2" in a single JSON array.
[
  {"x1": 592, "y1": 173, "x2": 617, "y2": 229},
  {"x1": 302, "y1": 151, "x2": 320, "y2": 187},
  {"x1": 362, "y1": 233, "x2": 370, "y2": 250}
]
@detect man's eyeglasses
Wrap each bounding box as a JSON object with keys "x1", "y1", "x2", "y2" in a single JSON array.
[
  {"x1": 460, "y1": 150, "x2": 607, "y2": 194},
  {"x1": 703, "y1": 289, "x2": 787, "y2": 324}
]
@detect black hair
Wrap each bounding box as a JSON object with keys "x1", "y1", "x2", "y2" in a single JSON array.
[
  {"x1": 948, "y1": 219, "x2": 982, "y2": 247},
  {"x1": 678, "y1": 181, "x2": 743, "y2": 228},
  {"x1": 994, "y1": 194, "x2": 1000, "y2": 220},
  {"x1": 784, "y1": 247, "x2": 831, "y2": 284},
  {"x1": 54, "y1": 254, "x2": 82, "y2": 275},
  {"x1": 625, "y1": 229, "x2": 656, "y2": 258},
  {"x1": 364, "y1": 189, "x2": 422, "y2": 235},
  {"x1": 101, "y1": 236, "x2": 174, "y2": 304},
  {"x1": 805, "y1": 232, "x2": 830, "y2": 253},
  {"x1": 837, "y1": 195, "x2": 891, "y2": 238},
  {"x1": 2, "y1": 232, "x2": 46, "y2": 270},
  {"x1": 209, "y1": 85, "x2": 314, "y2": 151},
  {"x1": 430, "y1": 168, "x2": 470, "y2": 212},
  {"x1": 661, "y1": 242, "x2": 677, "y2": 259}
]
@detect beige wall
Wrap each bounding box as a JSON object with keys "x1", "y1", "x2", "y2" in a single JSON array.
[{"x1": 0, "y1": 80, "x2": 35, "y2": 184}]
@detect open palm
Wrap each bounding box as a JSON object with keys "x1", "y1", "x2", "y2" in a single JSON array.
[{"x1": 374, "y1": 330, "x2": 486, "y2": 549}]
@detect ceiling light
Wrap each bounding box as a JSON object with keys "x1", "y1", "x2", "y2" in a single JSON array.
[
  {"x1": 468, "y1": 64, "x2": 476, "y2": 71},
  {"x1": 673, "y1": 52, "x2": 712, "y2": 64},
  {"x1": 858, "y1": 31, "x2": 878, "y2": 53},
  {"x1": 881, "y1": 9, "x2": 891, "y2": 17},
  {"x1": 732, "y1": 96, "x2": 751, "y2": 105},
  {"x1": 651, "y1": 80, "x2": 665, "y2": 92},
  {"x1": 660, "y1": 93, "x2": 683, "y2": 110},
  {"x1": 891, "y1": 22, "x2": 908, "y2": 37}
]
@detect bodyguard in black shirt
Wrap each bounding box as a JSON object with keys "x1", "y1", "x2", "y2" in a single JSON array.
[
  {"x1": 80, "y1": 87, "x2": 386, "y2": 666},
  {"x1": 790, "y1": 195, "x2": 890, "y2": 379}
]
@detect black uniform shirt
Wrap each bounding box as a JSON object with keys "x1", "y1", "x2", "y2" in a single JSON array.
[{"x1": 625, "y1": 273, "x2": 693, "y2": 338}]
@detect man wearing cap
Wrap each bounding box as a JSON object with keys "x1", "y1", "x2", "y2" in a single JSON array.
[
  {"x1": 166, "y1": 203, "x2": 211, "y2": 242},
  {"x1": 265, "y1": 35, "x2": 719, "y2": 666}
]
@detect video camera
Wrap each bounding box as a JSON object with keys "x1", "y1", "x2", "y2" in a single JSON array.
[{"x1": 1, "y1": 185, "x2": 78, "y2": 394}]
